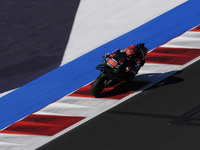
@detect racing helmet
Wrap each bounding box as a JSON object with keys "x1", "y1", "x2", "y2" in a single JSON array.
[{"x1": 125, "y1": 45, "x2": 136, "y2": 56}]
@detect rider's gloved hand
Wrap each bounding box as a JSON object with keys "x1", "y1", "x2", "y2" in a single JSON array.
[{"x1": 104, "y1": 53, "x2": 110, "y2": 57}]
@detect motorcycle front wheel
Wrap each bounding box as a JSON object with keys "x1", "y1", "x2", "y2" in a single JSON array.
[{"x1": 90, "y1": 75, "x2": 106, "y2": 97}]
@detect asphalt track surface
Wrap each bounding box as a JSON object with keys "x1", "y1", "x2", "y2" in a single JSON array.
[{"x1": 38, "y1": 60, "x2": 200, "y2": 150}]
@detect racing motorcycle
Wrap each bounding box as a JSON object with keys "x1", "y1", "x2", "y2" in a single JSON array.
[
  {"x1": 90, "y1": 50, "x2": 134, "y2": 97},
  {"x1": 90, "y1": 43, "x2": 148, "y2": 97}
]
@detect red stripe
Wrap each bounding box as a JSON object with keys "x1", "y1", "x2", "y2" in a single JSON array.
[
  {"x1": 0, "y1": 114, "x2": 85, "y2": 136},
  {"x1": 69, "y1": 81, "x2": 150, "y2": 99},
  {"x1": 146, "y1": 47, "x2": 200, "y2": 65},
  {"x1": 190, "y1": 25, "x2": 200, "y2": 32}
]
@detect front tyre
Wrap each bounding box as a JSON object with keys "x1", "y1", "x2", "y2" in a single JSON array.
[{"x1": 90, "y1": 75, "x2": 106, "y2": 97}]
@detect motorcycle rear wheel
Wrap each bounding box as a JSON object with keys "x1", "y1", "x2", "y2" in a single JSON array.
[{"x1": 90, "y1": 75, "x2": 106, "y2": 97}]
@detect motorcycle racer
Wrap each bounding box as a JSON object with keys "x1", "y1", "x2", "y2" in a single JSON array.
[
  {"x1": 91, "y1": 43, "x2": 148, "y2": 97},
  {"x1": 104, "y1": 43, "x2": 148, "y2": 79}
]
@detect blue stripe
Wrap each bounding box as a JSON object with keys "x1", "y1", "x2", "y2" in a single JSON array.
[{"x1": 1, "y1": 0, "x2": 200, "y2": 130}]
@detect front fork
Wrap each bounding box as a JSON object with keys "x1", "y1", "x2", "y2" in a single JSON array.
[{"x1": 100, "y1": 73, "x2": 112, "y2": 88}]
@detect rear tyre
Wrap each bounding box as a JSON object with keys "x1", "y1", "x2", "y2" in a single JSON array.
[{"x1": 90, "y1": 75, "x2": 106, "y2": 97}]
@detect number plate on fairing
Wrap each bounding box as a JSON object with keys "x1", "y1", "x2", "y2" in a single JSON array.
[{"x1": 107, "y1": 58, "x2": 117, "y2": 67}]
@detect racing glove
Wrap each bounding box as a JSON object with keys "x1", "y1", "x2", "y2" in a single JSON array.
[{"x1": 104, "y1": 53, "x2": 110, "y2": 57}]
